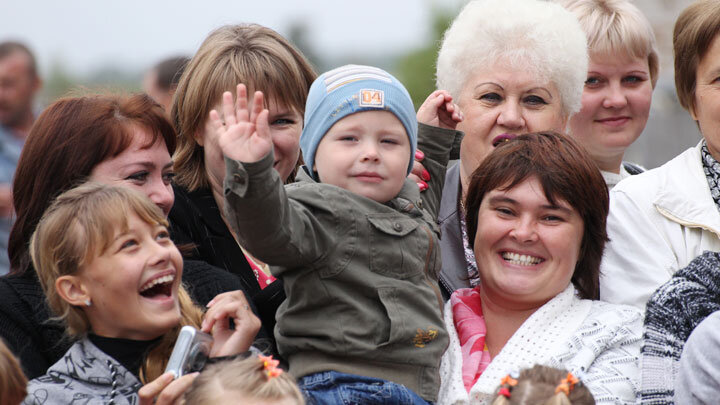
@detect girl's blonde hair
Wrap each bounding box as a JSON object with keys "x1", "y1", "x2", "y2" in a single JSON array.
[
  {"x1": 183, "y1": 355, "x2": 304, "y2": 404},
  {"x1": 29, "y1": 183, "x2": 203, "y2": 382},
  {"x1": 0, "y1": 339, "x2": 27, "y2": 405},
  {"x1": 172, "y1": 23, "x2": 316, "y2": 190},
  {"x1": 558, "y1": 0, "x2": 659, "y2": 88},
  {"x1": 491, "y1": 365, "x2": 595, "y2": 405}
]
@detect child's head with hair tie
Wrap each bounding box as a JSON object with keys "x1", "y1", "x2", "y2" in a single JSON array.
[
  {"x1": 491, "y1": 365, "x2": 595, "y2": 405},
  {"x1": 183, "y1": 354, "x2": 303, "y2": 405}
]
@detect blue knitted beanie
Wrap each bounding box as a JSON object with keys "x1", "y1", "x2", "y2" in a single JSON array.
[{"x1": 300, "y1": 65, "x2": 418, "y2": 178}]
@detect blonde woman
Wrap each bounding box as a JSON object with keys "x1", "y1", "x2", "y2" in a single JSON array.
[
  {"x1": 24, "y1": 184, "x2": 259, "y2": 404},
  {"x1": 169, "y1": 24, "x2": 316, "y2": 336},
  {"x1": 559, "y1": 0, "x2": 659, "y2": 189}
]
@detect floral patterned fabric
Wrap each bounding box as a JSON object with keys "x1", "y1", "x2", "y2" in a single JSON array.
[
  {"x1": 701, "y1": 141, "x2": 720, "y2": 212},
  {"x1": 451, "y1": 287, "x2": 492, "y2": 392}
]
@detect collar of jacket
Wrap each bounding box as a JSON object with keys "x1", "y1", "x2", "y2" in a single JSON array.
[
  {"x1": 653, "y1": 142, "x2": 720, "y2": 237},
  {"x1": 173, "y1": 184, "x2": 231, "y2": 237}
]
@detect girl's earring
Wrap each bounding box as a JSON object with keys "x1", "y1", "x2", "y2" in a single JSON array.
[{"x1": 84, "y1": 299, "x2": 92, "y2": 307}]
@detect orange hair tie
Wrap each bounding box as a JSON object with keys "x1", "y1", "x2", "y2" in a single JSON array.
[
  {"x1": 555, "y1": 372, "x2": 579, "y2": 395},
  {"x1": 498, "y1": 374, "x2": 518, "y2": 398},
  {"x1": 258, "y1": 355, "x2": 282, "y2": 379},
  {"x1": 500, "y1": 375, "x2": 518, "y2": 387}
]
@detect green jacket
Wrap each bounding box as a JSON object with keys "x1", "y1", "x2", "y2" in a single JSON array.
[{"x1": 224, "y1": 124, "x2": 461, "y2": 401}]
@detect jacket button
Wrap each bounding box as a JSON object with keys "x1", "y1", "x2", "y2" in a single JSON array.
[
  {"x1": 234, "y1": 173, "x2": 246, "y2": 185},
  {"x1": 393, "y1": 222, "x2": 403, "y2": 231}
]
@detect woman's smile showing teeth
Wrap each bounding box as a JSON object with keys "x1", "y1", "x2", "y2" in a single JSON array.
[
  {"x1": 473, "y1": 176, "x2": 585, "y2": 305},
  {"x1": 501, "y1": 252, "x2": 543, "y2": 266},
  {"x1": 139, "y1": 272, "x2": 176, "y2": 299}
]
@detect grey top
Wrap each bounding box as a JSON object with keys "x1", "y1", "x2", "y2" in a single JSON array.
[
  {"x1": 24, "y1": 338, "x2": 142, "y2": 405},
  {"x1": 675, "y1": 310, "x2": 720, "y2": 404}
]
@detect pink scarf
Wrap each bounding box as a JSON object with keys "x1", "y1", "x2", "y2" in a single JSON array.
[{"x1": 451, "y1": 287, "x2": 492, "y2": 392}]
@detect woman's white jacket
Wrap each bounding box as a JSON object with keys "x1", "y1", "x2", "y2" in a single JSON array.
[
  {"x1": 438, "y1": 285, "x2": 642, "y2": 405},
  {"x1": 600, "y1": 142, "x2": 720, "y2": 308}
]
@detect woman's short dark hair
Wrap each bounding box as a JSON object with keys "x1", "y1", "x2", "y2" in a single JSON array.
[
  {"x1": 464, "y1": 131, "x2": 608, "y2": 300},
  {"x1": 9, "y1": 93, "x2": 175, "y2": 274}
]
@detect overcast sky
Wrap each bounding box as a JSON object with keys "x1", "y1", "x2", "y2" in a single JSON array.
[{"x1": 2, "y1": 0, "x2": 462, "y2": 76}]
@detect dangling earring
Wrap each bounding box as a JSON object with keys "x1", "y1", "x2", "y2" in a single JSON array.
[{"x1": 84, "y1": 299, "x2": 92, "y2": 307}]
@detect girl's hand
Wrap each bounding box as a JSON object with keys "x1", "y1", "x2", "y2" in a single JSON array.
[
  {"x1": 416, "y1": 90, "x2": 463, "y2": 130},
  {"x1": 138, "y1": 372, "x2": 197, "y2": 405},
  {"x1": 202, "y1": 290, "x2": 261, "y2": 357},
  {"x1": 213, "y1": 83, "x2": 273, "y2": 163}
]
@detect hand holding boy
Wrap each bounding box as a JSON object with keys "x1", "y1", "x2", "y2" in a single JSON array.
[
  {"x1": 213, "y1": 84, "x2": 273, "y2": 163},
  {"x1": 416, "y1": 90, "x2": 463, "y2": 130},
  {"x1": 410, "y1": 90, "x2": 463, "y2": 190}
]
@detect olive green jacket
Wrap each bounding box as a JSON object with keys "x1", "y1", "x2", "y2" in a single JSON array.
[{"x1": 223, "y1": 124, "x2": 461, "y2": 401}]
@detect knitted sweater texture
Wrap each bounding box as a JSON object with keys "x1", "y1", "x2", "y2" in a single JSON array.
[{"x1": 639, "y1": 251, "x2": 720, "y2": 404}]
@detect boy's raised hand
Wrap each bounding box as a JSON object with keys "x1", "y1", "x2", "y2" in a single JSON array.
[
  {"x1": 214, "y1": 84, "x2": 273, "y2": 163},
  {"x1": 416, "y1": 90, "x2": 463, "y2": 130}
]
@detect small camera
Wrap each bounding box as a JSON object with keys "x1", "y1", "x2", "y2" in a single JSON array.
[{"x1": 164, "y1": 326, "x2": 213, "y2": 378}]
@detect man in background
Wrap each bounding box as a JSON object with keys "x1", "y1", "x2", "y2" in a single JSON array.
[
  {"x1": 142, "y1": 55, "x2": 189, "y2": 114},
  {"x1": 0, "y1": 41, "x2": 41, "y2": 275}
]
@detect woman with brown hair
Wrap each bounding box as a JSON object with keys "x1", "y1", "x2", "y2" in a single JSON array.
[
  {"x1": 0, "y1": 93, "x2": 262, "y2": 380},
  {"x1": 169, "y1": 24, "x2": 315, "y2": 335},
  {"x1": 438, "y1": 132, "x2": 641, "y2": 404}
]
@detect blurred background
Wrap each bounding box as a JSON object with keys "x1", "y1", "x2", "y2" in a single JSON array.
[{"x1": 0, "y1": 0, "x2": 699, "y2": 169}]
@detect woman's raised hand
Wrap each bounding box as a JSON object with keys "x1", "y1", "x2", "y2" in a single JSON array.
[
  {"x1": 409, "y1": 90, "x2": 463, "y2": 191},
  {"x1": 213, "y1": 84, "x2": 273, "y2": 163},
  {"x1": 202, "y1": 290, "x2": 261, "y2": 358},
  {"x1": 416, "y1": 89, "x2": 463, "y2": 130}
]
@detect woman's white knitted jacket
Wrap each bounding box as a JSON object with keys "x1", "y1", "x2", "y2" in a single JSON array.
[{"x1": 438, "y1": 285, "x2": 643, "y2": 404}]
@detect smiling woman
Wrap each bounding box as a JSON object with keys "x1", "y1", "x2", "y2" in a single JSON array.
[
  {"x1": 599, "y1": 0, "x2": 720, "y2": 308},
  {"x1": 24, "y1": 184, "x2": 258, "y2": 403},
  {"x1": 438, "y1": 132, "x2": 642, "y2": 404},
  {"x1": 89, "y1": 127, "x2": 175, "y2": 216},
  {"x1": 431, "y1": 0, "x2": 589, "y2": 299},
  {"x1": 559, "y1": 0, "x2": 659, "y2": 188},
  {"x1": 0, "y1": 93, "x2": 266, "y2": 382},
  {"x1": 169, "y1": 24, "x2": 316, "y2": 339}
]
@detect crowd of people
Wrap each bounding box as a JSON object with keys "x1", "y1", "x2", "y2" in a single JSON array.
[{"x1": 0, "y1": 0, "x2": 719, "y2": 404}]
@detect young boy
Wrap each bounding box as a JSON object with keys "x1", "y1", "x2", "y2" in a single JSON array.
[{"x1": 216, "y1": 65, "x2": 461, "y2": 403}]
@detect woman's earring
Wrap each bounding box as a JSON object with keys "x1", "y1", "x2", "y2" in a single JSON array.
[{"x1": 84, "y1": 299, "x2": 92, "y2": 307}]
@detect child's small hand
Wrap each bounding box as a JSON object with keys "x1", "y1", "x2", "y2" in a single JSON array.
[
  {"x1": 416, "y1": 90, "x2": 463, "y2": 130},
  {"x1": 202, "y1": 290, "x2": 261, "y2": 358},
  {"x1": 213, "y1": 84, "x2": 273, "y2": 163}
]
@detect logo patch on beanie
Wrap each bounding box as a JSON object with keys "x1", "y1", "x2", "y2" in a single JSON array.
[{"x1": 359, "y1": 89, "x2": 384, "y2": 108}]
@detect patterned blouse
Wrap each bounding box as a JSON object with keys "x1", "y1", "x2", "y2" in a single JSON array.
[
  {"x1": 459, "y1": 204, "x2": 480, "y2": 287},
  {"x1": 701, "y1": 141, "x2": 720, "y2": 212}
]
